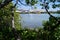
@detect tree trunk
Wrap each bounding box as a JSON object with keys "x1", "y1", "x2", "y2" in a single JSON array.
[{"x1": 11, "y1": 7, "x2": 21, "y2": 40}]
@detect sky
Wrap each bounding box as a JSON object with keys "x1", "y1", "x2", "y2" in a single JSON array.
[{"x1": 12, "y1": 0, "x2": 60, "y2": 11}]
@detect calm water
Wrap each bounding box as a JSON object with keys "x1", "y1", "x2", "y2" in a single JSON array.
[{"x1": 20, "y1": 14, "x2": 60, "y2": 29}]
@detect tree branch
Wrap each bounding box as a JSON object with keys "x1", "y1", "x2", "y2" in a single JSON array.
[
  {"x1": 0, "y1": 0, "x2": 13, "y2": 9},
  {"x1": 45, "y1": 6, "x2": 58, "y2": 21},
  {"x1": 45, "y1": 6, "x2": 60, "y2": 31},
  {"x1": 18, "y1": 0, "x2": 28, "y2": 6}
]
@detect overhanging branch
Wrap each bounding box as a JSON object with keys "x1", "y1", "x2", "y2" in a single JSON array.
[
  {"x1": 45, "y1": 5, "x2": 60, "y2": 31},
  {"x1": 0, "y1": 0, "x2": 13, "y2": 9},
  {"x1": 45, "y1": 6, "x2": 58, "y2": 21}
]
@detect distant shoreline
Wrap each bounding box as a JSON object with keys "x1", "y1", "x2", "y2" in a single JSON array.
[{"x1": 16, "y1": 9, "x2": 60, "y2": 14}]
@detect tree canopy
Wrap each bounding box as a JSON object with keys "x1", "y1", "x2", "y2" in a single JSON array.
[{"x1": 0, "y1": 0, "x2": 60, "y2": 9}]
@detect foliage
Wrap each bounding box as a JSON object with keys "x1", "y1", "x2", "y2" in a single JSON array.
[
  {"x1": 0, "y1": 27, "x2": 47, "y2": 40},
  {"x1": 25, "y1": 0, "x2": 38, "y2": 5},
  {"x1": 0, "y1": 0, "x2": 60, "y2": 9},
  {"x1": 0, "y1": 2, "x2": 13, "y2": 40},
  {"x1": 43, "y1": 16, "x2": 60, "y2": 40},
  {"x1": 0, "y1": 16, "x2": 60, "y2": 40},
  {"x1": 0, "y1": 2, "x2": 13, "y2": 30},
  {"x1": 0, "y1": 2, "x2": 21, "y2": 40},
  {"x1": 14, "y1": 12, "x2": 21, "y2": 30},
  {"x1": 25, "y1": 0, "x2": 60, "y2": 9},
  {"x1": 0, "y1": 0, "x2": 60, "y2": 40},
  {"x1": 0, "y1": 0, "x2": 2, "y2": 3}
]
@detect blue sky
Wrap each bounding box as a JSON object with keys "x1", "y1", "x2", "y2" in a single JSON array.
[{"x1": 12, "y1": 0, "x2": 60, "y2": 11}]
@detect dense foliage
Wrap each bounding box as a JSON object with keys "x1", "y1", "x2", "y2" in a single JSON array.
[
  {"x1": 0, "y1": 2, "x2": 13, "y2": 40},
  {"x1": 14, "y1": 12, "x2": 21, "y2": 30},
  {"x1": 0, "y1": 2, "x2": 20, "y2": 40},
  {"x1": 43, "y1": 16, "x2": 60, "y2": 40}
]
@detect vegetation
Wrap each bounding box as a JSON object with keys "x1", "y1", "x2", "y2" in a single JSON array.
[
  {"x1": 0, "y1": 2, "x2": 20, "y2": 40},
  {"x1": 0, "y1": 17, "x2": 60, "y2": 39},
  {"x1": 0, "y1": 2, "x2": 13, "y2": 40},
  {"x1": 14, "y1": 12, "x2": 21, "y2": 30},
  {"x1": 0, "y1": 0, "x2": 60, "y2": 40}
]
